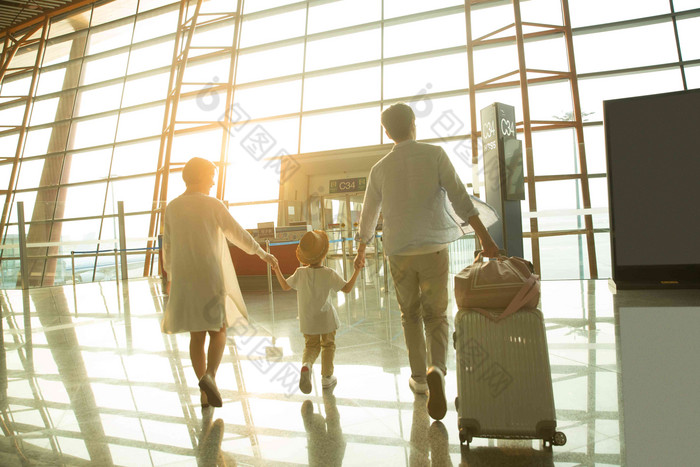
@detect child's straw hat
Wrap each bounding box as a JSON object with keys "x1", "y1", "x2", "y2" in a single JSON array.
[{"x1": 296, "y1": 230, "x2": 329, "y2": 265}]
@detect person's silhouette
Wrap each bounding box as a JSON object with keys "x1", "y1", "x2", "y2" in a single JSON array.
[
  {"x1": 198, "y1": 415, "x2": 237, "y2": 467},
  {"x1": 300, "y1": 390, "x2": 346, "y2": 466},
  {"x1": 429, "y1": 421, "x2": 452, "y2": 466}
]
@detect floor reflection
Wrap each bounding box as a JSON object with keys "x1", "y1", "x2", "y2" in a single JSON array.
[
  {"x1": 198, "y1": 413, "x2": 237, "y2": 467},
  {"x1": 301, "y1": 390, "x2": 345, "y2": 466},
  {"x1": 460, "y1": 440, "x2": 554, "y2": 466},
  {"x1": 1, "y1": 276, "x2": 678, "y2": 465}
]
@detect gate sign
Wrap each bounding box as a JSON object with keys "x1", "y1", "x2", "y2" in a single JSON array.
[
  {"x1": 257, "y1": 222, "x2": 275, "y2": 239},
  {"x1": 329, "y1": 177, "x2": 366, "y2": 194}
]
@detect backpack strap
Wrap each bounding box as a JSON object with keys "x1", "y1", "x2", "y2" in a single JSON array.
[{"x1": 497, "y1": 274, "x2": 540, "y2": 322}]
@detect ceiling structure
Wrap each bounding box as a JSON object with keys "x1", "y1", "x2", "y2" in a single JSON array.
[{"x1": 0, "y1": 0, "x2": 79, "y2": 35}]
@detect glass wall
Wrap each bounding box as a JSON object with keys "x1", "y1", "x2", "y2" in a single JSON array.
[{"x1": 1, "y1": 0, "x2": 698, "y2": 285}]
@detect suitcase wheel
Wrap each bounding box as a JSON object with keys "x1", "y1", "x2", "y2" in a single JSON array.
[
  {"x1": 553, "y1": 431, "x2": 567, "y2": 446},
  {"x1": 458, "y1": 428, "x2": 472, "y2": 446}
]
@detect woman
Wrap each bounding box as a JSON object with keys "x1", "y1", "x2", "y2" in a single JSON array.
[{"x1": 162, "y1": 157, "x2": 278, "y2": 408}]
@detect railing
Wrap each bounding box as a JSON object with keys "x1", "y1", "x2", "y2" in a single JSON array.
[{"x1": 0, "y1": 201, "x2": 157, "y2": 289}]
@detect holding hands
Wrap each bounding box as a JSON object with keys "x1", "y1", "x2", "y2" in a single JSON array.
[
  {"x1": 354, "y1": 242, "x2": 366, "y2": 270},
  {"x1": 262, "y1": 252, "x2": 279, "y2": 270},
  {"x1": 354, "y1": 257, "x2": 363, "y2": 271}
]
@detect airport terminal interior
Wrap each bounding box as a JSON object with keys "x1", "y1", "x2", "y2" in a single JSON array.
[{"x1": 1, "y1": 0, "x2": 699, "y2": 465}]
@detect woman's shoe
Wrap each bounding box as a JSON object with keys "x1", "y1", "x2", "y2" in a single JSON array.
[{"x1": 198, "y1": 374, "x2": 223, "y2": 407}]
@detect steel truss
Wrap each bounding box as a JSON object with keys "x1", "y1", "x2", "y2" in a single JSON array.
[
  {"x1": 144, "y1": 0, "x2": 243, "y2": 276},
  {"x1": 465, "y1": 0, "x2": 598, "y2": 277},
  {"x1": 0, "y1": 20, "x2": 48, "y2": 253}
]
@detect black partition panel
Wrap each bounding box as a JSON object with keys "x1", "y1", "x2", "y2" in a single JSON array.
[{"x1": 604, "y1": 89, "x2": 700, "y2": 289}]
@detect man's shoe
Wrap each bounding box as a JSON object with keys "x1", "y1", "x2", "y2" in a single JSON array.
[
  {"x1": 198, "y1": 374, "x2": 223, "y2": 408},
  {"x1": 299, "y1": 363, "x2": 312, "y2": 394},
  {"x1": 426, "y1": 367, "x2": 447, "y2": 420},
  {"x1": 409, "y1": 376, "x2": 428, "y2": 394},
  {"x1": 321, "y1": 375, "x2": 337, "y2": 389}
]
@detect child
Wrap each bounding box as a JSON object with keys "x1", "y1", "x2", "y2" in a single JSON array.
[{"x1": 272, "y1": 230, "x2": 361, "y2": 393}]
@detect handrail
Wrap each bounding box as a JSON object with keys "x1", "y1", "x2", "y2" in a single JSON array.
[
  {"x1": 72, "y1": 247, "x2": 160, "y2": 255},
  {"x1": 268, "y1": 237, "x2": 353, "y2": 247}
]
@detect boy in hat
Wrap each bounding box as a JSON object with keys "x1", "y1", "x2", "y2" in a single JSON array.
[{"x1": 272, "y1": 230, "x2": 361, "y2": 393}]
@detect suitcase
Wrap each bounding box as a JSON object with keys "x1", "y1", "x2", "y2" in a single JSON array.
[{"x1": 453, "y1": 307, "x2": 566, "y2": 449}]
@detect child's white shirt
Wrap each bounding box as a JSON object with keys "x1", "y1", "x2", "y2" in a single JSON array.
[{"x1": 286, "y1": 266, "x2": 346, "y2": 334}]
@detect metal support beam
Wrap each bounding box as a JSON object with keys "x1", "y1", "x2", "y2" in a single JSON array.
[
  {"x1": 561, "y1": 0, "x2": 598, "y2": 278},
  {"x1": 0, "y1": 18, "x2": 48, "y2": 257},
  {"x1": 464, "y1": 0, "x2": 599, "y2": 277},
  {"x1": 17, "y1": 201, "x2": 33, "y2": 371},
  {"x1": 512, "y1": 0, "x2": 541, "y2": 273},
  {"x1": 145, "y1": 1, "x2": 243, "y2": 276},
  {"x1": 145, "y1": 0, "x2": 204, "y2": 275}
]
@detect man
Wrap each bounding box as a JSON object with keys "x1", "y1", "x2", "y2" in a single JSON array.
[{"x1": 354, "y1": 103, "x2": 500, "y2": 420}]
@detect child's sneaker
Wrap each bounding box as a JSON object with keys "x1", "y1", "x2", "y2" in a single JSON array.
[
  {"x1": 321, "y1": 375, "x2": 337, "y2": 389},
  {"x1": 299, "y1": 363, "x2": 312, "y2": 394}
]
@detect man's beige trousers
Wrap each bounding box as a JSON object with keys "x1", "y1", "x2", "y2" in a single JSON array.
[{"x1": 389, "y1": 249, "x2": 449, "y2": 383}]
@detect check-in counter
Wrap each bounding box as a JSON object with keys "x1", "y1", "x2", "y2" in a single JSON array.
[{"x1": 229, "y1": 224, "x2": 311, "y2": 275}]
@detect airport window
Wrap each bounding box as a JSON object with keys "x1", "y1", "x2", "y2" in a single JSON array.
[{"x1": 0, "y1": 0, "x2": 697, "y2": 289}]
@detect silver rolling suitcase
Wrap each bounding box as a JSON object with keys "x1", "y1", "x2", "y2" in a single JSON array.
[{"x1": 453, "y1": 307, "x2": 566, "y2": 448}]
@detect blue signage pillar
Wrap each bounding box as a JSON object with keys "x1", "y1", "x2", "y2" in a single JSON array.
[{"x1": 481, "y1": 102, "x2": 525, "y2": 258}]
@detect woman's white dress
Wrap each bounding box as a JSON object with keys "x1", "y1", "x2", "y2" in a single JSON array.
[{"x1": 161, "y1": 193, "x2": 265, "y2": 333}]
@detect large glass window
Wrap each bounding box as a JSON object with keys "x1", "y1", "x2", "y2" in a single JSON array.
[
  {"x1": 305, "y1": 29, "x2": 381, "y2": 71},
  {"x1": 384, "y1": 13, "x2": 467, "y2": 58},
  {"x1": 531, "y1": 129, "x2": 578, "y2": 176},
  {"x1": 677, "y1": 16, "x2": 700, "y2": 61},
  {"x1": 1, "y1": 0, "x2": 695, "y2": 288},
  {"x1": 383, "y1": 0, "x2": 462, "y2": 19},
  {"x1": 60, "y1": 183, "x2": 108, "y2": 219},
  {"x1": 116, "y1": 104, "x2": 165, "y2": 142},
  {"x1": 303, "y1": 67, "x2": 380, "y2": 111},
  {"x1": 74, "y1": 82, "x2": 124, "y2": 117},
  {"x1": 307, "y1": 0, "x2": 381, "y2": 34},
  {"x1": 383, "y1": 53, "x2": 468, "y2": 99},
  {"x1": 132, "y1": 7, "x2": 179, "y2": 44},
  {"x1": 80, "y1": 52, "x2": 130, "y2": 85},
  {"x1": 573, "y1": 22, "x2": 680, "y2": 74},
  {"x1": 685, "y1": 64, "x2": 700, "y2": 89},
  {"x1": 69, "y1": 115, "x2": 119, "y2": 150},
  {"x1": 127, "y1": 39, "x2": 175, "y2": 74},
  {"x1": 87, "y1": 21, "x2": 134, "y2": 56},
  {"x1": 233, "y1": 79, "x2": 302, "y2": 119},
  {"x1": 300, "y1": 107, "x2": 380, "y2": 153},
  {"x1": 568, "y1": 0, "x2": 670, "y2": 27},
  {"x1": 578, "y1": 68, "x2": 685, "y2": 117},
  {"x1": 239, "y1": 7, "x2": 306, "y2": 48},
  {"x1": 405, "y1": 94, "x2": 470, "y2": 142},
  {"x1": 234, "y1": 44, "x2": 305, "y2": 83}
]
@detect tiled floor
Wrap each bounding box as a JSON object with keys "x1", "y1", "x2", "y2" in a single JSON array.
[{"x1": 1, "y1": 270, "x2": 699, "y2": 466}]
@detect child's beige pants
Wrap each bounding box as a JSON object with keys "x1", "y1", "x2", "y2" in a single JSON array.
[{"x1": 303, "y1": 331, "x2": 336, "y2": 376}]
